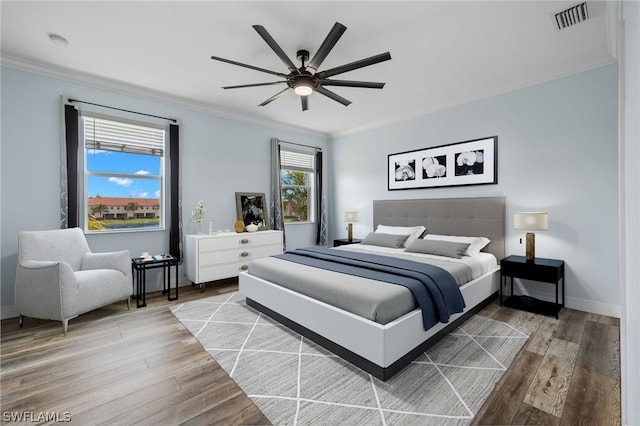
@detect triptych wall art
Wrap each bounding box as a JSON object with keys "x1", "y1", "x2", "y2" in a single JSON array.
[{"x1": 388, "y1": 136, "x2": 497, "y2": 190}]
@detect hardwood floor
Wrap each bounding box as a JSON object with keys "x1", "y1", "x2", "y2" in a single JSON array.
[
  {"x1": 1, "y1": 280, "x2": 620, "y2": 425},
  {"x1": 473, "y1": 301, "x2": 621, "y2": 425},
  {"x1": 1, "y1": 280, "x2": 269, "y2": 425}
]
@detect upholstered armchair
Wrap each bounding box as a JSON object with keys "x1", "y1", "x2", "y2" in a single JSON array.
[{"x1": 15, "y1": 227, "x2": 132, "y2": 334}]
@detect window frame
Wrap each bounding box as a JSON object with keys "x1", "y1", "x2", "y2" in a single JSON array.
[
  {"x1": 280, "y1": 148, "x2": 316, "y2": 224},
  {"x1": 80, "y1": 113, "x2": 167, "y2": 234}
]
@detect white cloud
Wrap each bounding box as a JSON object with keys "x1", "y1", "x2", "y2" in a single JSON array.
[
  {"x1": 87, "y1": 149, "x2": 109, "y2": 155},
  {"x1": 135, "y1": 170, "x2": 151, "y2": 175},
  {"x1": 108, "y1": 177, "x2": 132, "y2": 187},
  {"x1": 139, "y1": 192, "x2": 148, "y2": 197}
]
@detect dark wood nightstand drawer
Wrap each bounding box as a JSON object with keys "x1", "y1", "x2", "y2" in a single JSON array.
[{"x1": 501, "y1": 260, "x2": 563, "y2": 283}]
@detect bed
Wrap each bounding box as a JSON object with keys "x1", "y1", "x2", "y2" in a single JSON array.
[{"x1": 239, "y1": 196, "x2": 506, "y2": 380}]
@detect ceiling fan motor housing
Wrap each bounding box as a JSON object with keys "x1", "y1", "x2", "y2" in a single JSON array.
[{"x1": 289, "y1": 73, "x2": 318, "y2": 90}]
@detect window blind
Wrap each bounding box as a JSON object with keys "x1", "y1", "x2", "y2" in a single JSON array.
[
  {"x1": 280, "y1": 150, "x2": 314, "y2": 173},
  {"x1": 83, "y1": 115, "x2": 165, "y2": 156}
]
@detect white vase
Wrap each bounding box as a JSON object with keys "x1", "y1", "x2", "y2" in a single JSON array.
[{"x1": 246, "y1": 223, "x2": 259, "y2": 233}]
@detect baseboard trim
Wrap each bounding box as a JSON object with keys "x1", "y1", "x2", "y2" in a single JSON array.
[
  {"x1": 1, "y1": 305, "x2": 18, "y2": 320},
  {"x1": 512, "y1": 286, "x2": 621, "y2": 318}
]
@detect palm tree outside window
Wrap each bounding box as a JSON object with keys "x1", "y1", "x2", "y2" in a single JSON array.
[{"x1": 280, "y1": 150, "x2": 314, "y2": 223}]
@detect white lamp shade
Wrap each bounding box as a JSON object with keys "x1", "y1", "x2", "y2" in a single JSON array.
[
  {"x1": 514, "y1": 212, "x2": 548, "y2": 231},
  {"x1": 342, "y1": 211, "x2": 359, "y2": 222}
]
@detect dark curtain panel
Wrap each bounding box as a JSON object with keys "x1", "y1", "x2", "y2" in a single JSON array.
[
  {"x1": 315, "y1": 151, "x2": 328, "y2": 246},
  {"x1": 63, "y1": 104, "x2": 79, "y2": 229},
  {"x1": 270, "y1": 138, "x2": 286, "y2": 249},
  {"x1": 168, "y1": 124, "x2": 182, "y2": 261}
]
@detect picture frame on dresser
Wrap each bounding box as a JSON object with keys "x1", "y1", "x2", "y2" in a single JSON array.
[{"x1": 235, "y1": 192, "x2": 269, "y2": 230}]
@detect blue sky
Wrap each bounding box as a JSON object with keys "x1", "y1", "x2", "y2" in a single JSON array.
[{"x1": 86, "y1": 150, "x2": 161, "y2": 199}]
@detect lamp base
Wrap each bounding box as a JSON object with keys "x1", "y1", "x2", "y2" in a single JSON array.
[
  {"x1": 525, "y1": 232, "x2": 535, "y2": 261},
  {"x1": 347, "y1": 223, "x2": 353, "y2": 242}
]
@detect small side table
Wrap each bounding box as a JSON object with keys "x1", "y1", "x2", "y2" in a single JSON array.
[
  {"x1": 500, "y1": 255, "x2": 565, "y2": 318},
  {"x1": 333, "y1": 238, "x2": 363, "y2": 247},
  {"x1": 131, "y1": 255, "x2": 179, "y2": 308}
]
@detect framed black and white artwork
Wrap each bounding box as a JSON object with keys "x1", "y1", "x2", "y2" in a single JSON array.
[
  {"x1": 235, "y1": 192, "x2": 269, "y2": 230},
  {"x1": 388, "y1": 136, "x2": 497, "y2": 190}
]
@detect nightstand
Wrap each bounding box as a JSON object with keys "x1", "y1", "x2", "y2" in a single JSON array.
[
  {"x1": 500, "y1": 255, "x2": 565, "y2": 319},
  {"x1": 333, "y1": 238, "x2": 363, "y2": 247}
]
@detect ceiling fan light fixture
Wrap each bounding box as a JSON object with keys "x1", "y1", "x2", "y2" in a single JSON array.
[{"x1": 294, "y1": 84, "x2": 313, "y2": 96}]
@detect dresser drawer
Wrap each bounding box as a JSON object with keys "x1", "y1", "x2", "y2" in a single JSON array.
[
  {"x1": 199, "y1": 236, "x2": 243, "y2": 251},
  {"x1": 243, "y1": 232, "x2": 283, "y2": 246},
  {"x1": 198, "y1": 263, "x2": 249, "y2": 283},
  {"x1": 198, "y1": 232, "x2": 282, "y2": 252},
  {"x1": 199, "y1": 250, "x2": 241, "y2": 266},
  {"x1": 198, "y1": 244, "x2": 281, "y2": 266},
  {"x1": 248, "y1": 244, "x2": 283, "y2": 259}
]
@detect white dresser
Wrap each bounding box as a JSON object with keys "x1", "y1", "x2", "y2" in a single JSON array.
[{"x1": 184, "y1": 230, "x2": 283, "y2": 286}]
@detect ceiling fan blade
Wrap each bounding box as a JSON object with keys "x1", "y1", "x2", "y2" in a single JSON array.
[
  {"x1": 306, "y1": 22, "x2": 347, "y2": 75},
  {"x1": 316, "y1": 52, "x2": 392, "y2": 79},
  {"x1": 315, "y1": 86, "x2": 351, "y2": 106},
  {"x1": 259, "y1": 87, "x2": 291, "y2": 106},
  {"x1": 211, "y1": 55, "x2": 288, "y2": 78},
  {"x1": 301, "y1": 96, "x2": 309, "y2": 111},
  {"x1": 320, "y1": 79, "x2": 385, "y2": 89},
  {"x1": 223, "y1": 81, "x2": 287, "y2": 89},
  {"x1": 252, "y1": 25, "x2": 298, "y2": 73}
]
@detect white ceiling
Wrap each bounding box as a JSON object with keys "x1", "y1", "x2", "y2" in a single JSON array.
[{"x1": 1, "y1": 1, "x2": 617, "y2": 136}]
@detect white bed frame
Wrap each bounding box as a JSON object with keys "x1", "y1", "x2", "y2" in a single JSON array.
[{"x1": 239, "y1": 196, "x2": 506, "y2": 380}]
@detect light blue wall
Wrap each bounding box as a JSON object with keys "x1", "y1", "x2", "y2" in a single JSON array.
[
  {"x1": 1, "y1": 64, "x2": 620, "y2": 318},
  {"x1": 331, "y1": 64, "x2": 619, "y2": 316},
  {"x1": 0, "y1": 66, "x2": 329, "y2": 310}
]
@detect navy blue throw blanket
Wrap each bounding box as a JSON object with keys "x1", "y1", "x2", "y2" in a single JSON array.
[{"x1": 274, "y1": 247, "x2": 465, "y2": 330}]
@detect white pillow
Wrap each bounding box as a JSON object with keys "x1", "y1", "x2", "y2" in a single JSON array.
[
  {"x1": 375, "y1": 224, "x2": 426, "y2": 247},
  {"x1": 423, "y1": 234, "x2": 490, "y2": 256}
]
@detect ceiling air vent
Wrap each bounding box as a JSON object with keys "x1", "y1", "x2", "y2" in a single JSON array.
[{"x1": 554, "y1": 2, "x2": 589, "y2": 30}]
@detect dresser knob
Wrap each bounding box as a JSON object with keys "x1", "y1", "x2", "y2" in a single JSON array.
[
  {"x1": 240, "y1": 264, "x2": 249, "y2": 271},
  {"x1": 241, "y1": 238, "x2": 249, "y2": 244},
  {"x1": 241, "y1": 251, "x2": 249, "y2": 257}
]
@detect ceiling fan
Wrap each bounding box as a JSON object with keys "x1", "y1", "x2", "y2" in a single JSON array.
[{"x1": 210, "y1": 22, "x2": 391, "y2": 111}]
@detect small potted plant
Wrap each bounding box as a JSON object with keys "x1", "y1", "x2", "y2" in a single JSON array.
[{"x1": 191, "y1": 200, "x2": 207, "y2": 234}]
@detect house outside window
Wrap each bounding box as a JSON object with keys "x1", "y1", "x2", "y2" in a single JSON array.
[
  {"x1": 82, "y1": 114, "x2": 165, "y2": 232},
  {"x1": 280, "y1": 149, "x2": 315, "y2": 223}
]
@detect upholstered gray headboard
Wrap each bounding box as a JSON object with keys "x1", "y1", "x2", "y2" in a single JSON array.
[{"x1": 373, "y1": 196, "x2": 506, "y2": 260}]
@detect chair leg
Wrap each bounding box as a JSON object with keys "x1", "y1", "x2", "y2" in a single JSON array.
[
  {"x1": 19, "y1": 315, "x2": 24, "y2": 328},
  {"x1": 126, "y1": 298, "x2": 131, "y2": 310},
  {"x1": 63, "y1": 319, "x2": 69, "y2": 335}
]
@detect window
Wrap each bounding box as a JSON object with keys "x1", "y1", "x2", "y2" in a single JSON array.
[
  {"x1": 82, "y1": 114, "x2": 165, "y2": 232},
  {"x1": 280, "y1": 149, "x2": 315, "y2": 223}
]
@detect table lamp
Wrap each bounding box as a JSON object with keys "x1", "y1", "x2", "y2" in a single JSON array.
[
  {"x1": 514, "y1": 212, "x2": 548, "y2": 261},
  {"x1": 342, "y1": 211, "x2": 359, "y2": 242}
]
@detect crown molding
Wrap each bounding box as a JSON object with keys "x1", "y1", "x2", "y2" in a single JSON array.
[
  {"x1": 1, "y1": 54, "x2": 329, "y2": 139},
  {"x1": 333, "y1": 56, "x2": 617, "y2": 138}
]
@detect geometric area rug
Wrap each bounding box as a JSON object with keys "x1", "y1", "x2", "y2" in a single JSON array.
[{"x1": 171, "y1": 292, "x2": 529, "y2": 425}]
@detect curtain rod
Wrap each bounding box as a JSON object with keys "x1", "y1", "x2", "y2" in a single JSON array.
[
  {"x1": 278, "y1": 139, "x2": 322, "y2": 151},
  {"x1": 67, "y1": 98, "x2": 178, "y2": 123}
]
